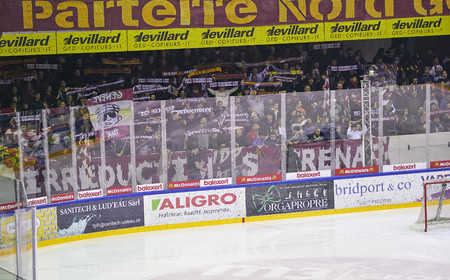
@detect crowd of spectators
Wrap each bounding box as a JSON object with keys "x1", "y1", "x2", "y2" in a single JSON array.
[{"x1": 0, "y1": 42, "x2": 449, "y2": 163}]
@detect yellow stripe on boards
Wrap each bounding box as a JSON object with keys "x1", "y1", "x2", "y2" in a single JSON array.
[{"x1": 38, "y1": 202, "x2": 422, "y2": 248}]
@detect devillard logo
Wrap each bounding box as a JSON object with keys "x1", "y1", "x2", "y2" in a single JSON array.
[
  {"x1": 331, "y1": 21, "x2": 381, "y2": 33},
  {"x1": 267, "y1": 24, "x2": 318, "y2": 36},
  {"x1": 392, "y1": 18, "x2": 442, "y2": 29},
  {"x1": 202, "y1": 28, "x2": 254, "y2": 39},
  {"x1": 64, "y1": 33, "x2": 121, "y2": 45},
  {"x1": 134, "y1": 31, "x2": 189, "y2": 42},
  {"x1": 0, "y1": 36, "x2": 50, "y2": 47}
]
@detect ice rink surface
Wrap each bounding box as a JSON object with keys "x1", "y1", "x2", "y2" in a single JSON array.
[{"x1": 37, "y1": 207, "x2": 450, "y2": 280}]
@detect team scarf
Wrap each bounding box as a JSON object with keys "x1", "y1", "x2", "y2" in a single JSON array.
[
  {"x1": 187, "y1": 67, "x2": 222, "y2": 78},
  {"x1": 84, "y1": 68, "x2": 131, "y2": 75},
  {"x1": 101, "y1": 58, "x2": 140, "y2": 65},
  {"x1": 26, "y1": 64, "x2": 59, "y2": 70}
]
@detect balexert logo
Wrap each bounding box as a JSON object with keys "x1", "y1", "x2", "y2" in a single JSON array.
[
  {"x1": 134, "y1": 31, "x2": 189, "y2": 42},
  {"x1": 152, "y1": 193, "x2": 236, "y2": 210},
  {"x1": 331, "y1": 21, "x2": 381, "y2": 33},
  {"x1": 267, "y1": 25, "x2": 318, "y2": 36},
  {"x1": 392, "y1": 18, "x2": 442, "y2": 29},
  {"x1": 137, "y1": 183, "x2": 163, "y2": 192},
  {"x1": 201, "y1": 178, "x2": 231, "y2": 187},
  {"x1": 64, "y1": 34, "x2": 121, "y2": 45},
  {"x1": 297, "y1": 171, "x2": 321, "y2": 178},
  {"x1": 202, "y1": 28, "x2": 254, "y2": 39},
  {"x1": 393, "y1": 164, "x2": 416, "y2": 170},
  {"x1": 0, "y1": 36, "x2": 50, "y2": 47},
  {"x1": 78, "y1": 189, "x2": 103, "y2": 199},
  {"x1": 28, "y1": 197, "x2": 47, "y2": 206}
]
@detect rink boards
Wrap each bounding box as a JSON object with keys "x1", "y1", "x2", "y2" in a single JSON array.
[{"x1": 2, "y1": 168, "x2": 449, "y2": 248}]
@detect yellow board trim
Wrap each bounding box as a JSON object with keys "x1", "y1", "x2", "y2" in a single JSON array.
[{"x1": 38, "y1": 202, "x2": 421, "y2": 248}]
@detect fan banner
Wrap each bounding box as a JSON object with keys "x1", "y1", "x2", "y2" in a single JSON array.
[{"x1": 86, "y1": 88, "x2": 133, "y2": 141}]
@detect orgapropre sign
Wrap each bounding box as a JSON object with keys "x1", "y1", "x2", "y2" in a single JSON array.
[{"x1": 245, "y1": 181, "x2": 334, "y2": 217}]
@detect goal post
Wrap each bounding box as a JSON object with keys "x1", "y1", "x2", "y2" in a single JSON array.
[{"x1": 411, "y1": 178, "x2": 450, "y2": 232}]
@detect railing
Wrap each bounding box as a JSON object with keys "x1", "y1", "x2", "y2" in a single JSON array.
[{"x1": 0, "y1": 84, "x2": 449, "y2": 206}]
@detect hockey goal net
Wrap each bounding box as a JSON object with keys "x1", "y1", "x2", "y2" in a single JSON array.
[{"x1": 411, "y1": 178, "x2": 450, "y2": 232}]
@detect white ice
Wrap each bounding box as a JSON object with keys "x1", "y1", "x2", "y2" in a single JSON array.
[{"x1": 37, "y1": 207, "x2": 450, "y2": 280}]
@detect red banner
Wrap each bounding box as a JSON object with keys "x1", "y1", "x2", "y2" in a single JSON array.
[
  {"x1": 430, "y1": 160, "x2": 450, "y2": 169},
  {"x1": 19, "y1": 138, "x2": 390, "y2": 199},
  {"x1": 1, "y1": 0, "x2": 449, "y2": 32},
  {"x1": 335, "y1": 166, "x2": 379, "y2": 176}
]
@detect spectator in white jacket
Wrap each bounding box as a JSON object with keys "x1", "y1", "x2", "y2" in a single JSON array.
[
  {"x1": 347, "y1": 120, "x2": 362, "y2": 140},
  {"x1": 207, "y1": 86, "x2": 238, "y2": 107}
]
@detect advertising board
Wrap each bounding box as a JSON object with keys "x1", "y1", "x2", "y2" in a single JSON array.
[
  {"x1": 245, "y1": 181, "x2": 334, "y2": 217},
  {"x1": 144, "y1": 188, "x2": 245, "y2": 226},
  {"x1": 334, "y1": 170, "x2": 450, "y2": 209},
  {"x1": 57, "y1": 196, "x2": 144, "y2": 238}
]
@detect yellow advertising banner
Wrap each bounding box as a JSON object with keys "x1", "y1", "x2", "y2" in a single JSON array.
[
  {"x1": 128, "y1": 29, "x2": 193, "y2": 51},
  {"x1": 128, "y1": 24, "x2": 325, "y2": 51},
  {"x1": 1, "y1": 15, "x2": 449, "y2": 56},
  {"x1": 258, "y1": 23, "x2": 324, "y2": 45},
  {"x1": 0, "y1": 214, "x2": 17, "y2": 251},
  {"x1": 324, "y1": 20, "x2": 388, "y2": 41},
  {"x1": 37, "y1": 207, "x2": 58, "y2": 242},
  {"x1": 386, "y1": 16, "x2": 450, "y2": 38},
  {"x1": 194, "y1": 26, "x2": 259, "y2": 49},
  {"x1": 56, "y1": 30, "x2": 127, "y2": 54},
  {"x1": 0, "y1": 32, "x2": 56, "y2": 57}
]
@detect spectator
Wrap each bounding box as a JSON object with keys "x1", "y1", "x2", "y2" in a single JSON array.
[
  {"x1": 264, "y1": 131, "x2": 279, "y2": 146},
  {"x1": 235, "y1": 128, "x2": 248, "y2": 147},
  {"x1": 419, "y1": 66, "x2": 434, "y2": 84},
  {"x1": 347, "y1": 121, "x2": 362, "y2": 140},
  {"x1": 430, "y1": 115, "x2": 444, "y2": 133},
  {"x1": 286, "y1": 144, "x2": 302, "y2": 172},
  {"x1": 430, "y1": 56, "x2": 444, "y2": 82},
  {"x1": 308, "y1": 127, "x2": 325, "y2": 141},
  {"x1": 246, "y1": 123, "x2": 260, "y2": 146},
  {"x1": 207, "y1": 86, "x2": 238, "y2": 107},
  {"x1": 259, "y1": 113, "x2": 277, "y2": 136},
  {"x1": 186, "y1": 143, "x2": 207, "y2": 180},
  {"x1": 289, "y1": 123, "x2": 308, "y2": 143},
  {"x1": 67, "y1": 69, "x2": 85, "y2": 87},
  {"x1": 168, "y1": 112, "x2": 185, "y2": 151},
  {"x1": 30, "y1": 93, "x2": 43, "y2": 111},
  {"x1": 397, "y1": 108, "x2": 417, "y2": 135}
]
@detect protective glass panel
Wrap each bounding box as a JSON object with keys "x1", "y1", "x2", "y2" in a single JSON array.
[
  {"x1": 0, "y1": 113, "x2": 20, "y2": 181},
  {"x1": 134, "y1": 101, "x2": 162, "y2": 186},
  {"x1": 287, "y1": 90, "x2": 335, "y2": 172},
  {"x1": 428, "y1": 84, "x2": 450, "y2": 164},
  {"x1": 166, "y1": 97, "x2": 228, "y2": 187},
  {"x1": 235, "y1": 94, "x2": 282, "y2": 183},
  {"x1": 387, "y1": 84, "x2": 427, "y2": 166},
  {"x1": 73, "y1": 107, "x2": 101, "y2": 192},
  {"x1": 15, "y1": 110, "x2": 46, "y2": 200},
  {"x1": 47, "y1": 108, "x2": 74, "y2": 198}
]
